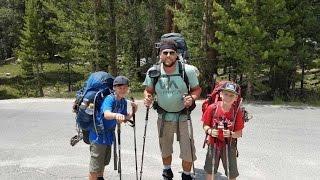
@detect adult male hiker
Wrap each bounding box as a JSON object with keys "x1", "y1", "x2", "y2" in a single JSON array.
[
  {"x1": 143, "y1": 39, "x2": 201, "y2": 180},
  {"x1": 89, "y1": 75, "x2": 138, "y2": 180},
  {"x1": 202, "y1": 82, "x2": 244, "y2": 180}
]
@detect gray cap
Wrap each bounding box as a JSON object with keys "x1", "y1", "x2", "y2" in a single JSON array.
[
  {"x1": 113, "y1": 76, "x2": 129, "y2": 86},
  {"x1": 222, "y1": 82, "x2": 238, "y2": 94}
]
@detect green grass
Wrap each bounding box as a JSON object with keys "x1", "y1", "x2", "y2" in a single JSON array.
[
  {"x1": 0, "y1": 85, "x2": 21, "y2": 99},
  {"x1": 0, "y1": 63, "x2": 89, "y2": 99},
  {"x1": 0, "y1": 64, "x2": 22, "y2": 77}
]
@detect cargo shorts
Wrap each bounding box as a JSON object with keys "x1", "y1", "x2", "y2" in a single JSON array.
[
  {"x1": 204, "y1": 140, "x2": 239, "y2": 179},
  {"x1": 89, "y1": 143, "x2": 112, "y2": 173},
  {"x1": 157, "y1": 118, "x2": 197, "y2": 162}
]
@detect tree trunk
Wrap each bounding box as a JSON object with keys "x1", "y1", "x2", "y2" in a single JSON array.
[
  {"x1": 300, "y1": 63, "x2": 305, "y2": 97},
  {"x1": 67, "y1": 61, "x2": 71, "y2": 92},
  {"x1": 164, "y1": 0, "x2": 175, "y2": 33},
  {"x1": 93, "y1": 0, "x2": 101, "y2": 72},
  {"x1": 35, "y1": 62, "x2": 44, "y2": 97},
  {"x1": 108, "y1": 0, "x2": 117, "y2": 76},
  {"x1": 148, "y1": 0, "x2": 158, "y2": 64},
  {"x1": 201, "y1": 0, "x2": 218, "y2": 95}
]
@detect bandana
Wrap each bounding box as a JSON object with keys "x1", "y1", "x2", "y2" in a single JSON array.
[{"x1": 159, "y1": 44, "x2": 177, "y2": 52}]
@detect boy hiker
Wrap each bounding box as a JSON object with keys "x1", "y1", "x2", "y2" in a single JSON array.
[
  {"x1": 89, "y1": 75, "x2": 138, "y2": 180},
  {"x1": 202, "y1": 82, "x2": 244, "y2": 180},
  {"x1": 143, "y1": 39, "x2": 202, "y2": 180}
]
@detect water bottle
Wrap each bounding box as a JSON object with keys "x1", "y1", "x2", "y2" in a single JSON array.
[
  {"x1": 80, "y1": 98, "x2": 89, "y2": 110},
  {"x1": 85, "y1": 103, "x2": 94, "y2": 115}
]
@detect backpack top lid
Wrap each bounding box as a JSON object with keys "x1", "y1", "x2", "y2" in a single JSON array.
[
  {"x1": 84, "y1": 71, "x2": 114, "y2": 92},
  {"x1": 160, "y1": 33, "x2": 189, "y2": 60}
]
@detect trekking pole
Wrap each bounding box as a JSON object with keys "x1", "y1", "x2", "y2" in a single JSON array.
[
  {"x1": 184, "y1": 93, "x2": 196, "y2": 178},
  {"x1": 117, "y1": 122, "x2": 122, "y2": 180},
  {"x1": 223, "y1": 120, "x2": 230, "y2": 180},
  {"x1": 187, "y1": 108, "x2": 196, "y2": 177},
  {"x1": 113, "y1": 135, "x2": 118, "y2": 171},
  {"x1": 139, "y1": 105, "x2": 150, "y2": 180},
  {"x1": 130, "y1": 97, "x2": 139, "y2": 180},
  {"x1": 211, "y1": 122, "x2": 218, "y2": 180}
]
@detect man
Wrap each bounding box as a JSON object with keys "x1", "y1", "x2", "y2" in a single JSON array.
[
  {"x1": 143, "y1": 39, "x2": 202, "y2": 180},
  {"x1": 89, "y1": 76, "x2": 138, "y2": 180}
]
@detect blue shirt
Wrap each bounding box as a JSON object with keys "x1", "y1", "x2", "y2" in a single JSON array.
[{"x1": 89, "y1": 94, "x2": 127, "y2": 145}]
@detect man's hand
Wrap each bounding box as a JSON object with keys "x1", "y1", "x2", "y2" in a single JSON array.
[
  {"x1": 144, "y1": 95, "x2": 153, "y2": 108},
  {"x1": 183, "y1": 94, "x2": 194, "y2": 108}
]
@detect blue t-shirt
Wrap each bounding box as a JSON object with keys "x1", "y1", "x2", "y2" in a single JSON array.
[
  {"x1": 143, "y1": 62, "x2": 199, "y2": 122},
  {"x1": 89, "y1": 94, "x2": 127, "y2": 145}
]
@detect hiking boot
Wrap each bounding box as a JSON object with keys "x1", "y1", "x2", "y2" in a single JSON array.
[
  {"x1": 181, "y1": 173, "x2": 193, "y2": 180},
  {"x1": 162, "y1": 168, "x2": 173, "y2": 179}
]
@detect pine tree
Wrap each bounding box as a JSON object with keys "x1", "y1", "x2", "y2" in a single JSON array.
[{"x1": 17, "y1": 0, "x2": 50, "y2": 97}]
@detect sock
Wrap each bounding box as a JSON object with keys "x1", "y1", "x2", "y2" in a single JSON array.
[
  {"x1": 163, "y1": 165, "x2": 171, "y2": 170},
  {"x1": 183, "y1": 171, "x2": 191, "y2": 175}
]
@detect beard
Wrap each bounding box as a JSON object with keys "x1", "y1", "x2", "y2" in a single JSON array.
[{"x1": 163, "y1": 60, "x2": 176, "y2": 67}]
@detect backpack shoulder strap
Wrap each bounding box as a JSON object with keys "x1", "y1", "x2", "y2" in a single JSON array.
[
  {"x1": 212, "y1": 102, "x2": 219, "y2": 118},
  {"x1": 152, "y1": 64, "x2": 161, "y2": 89},
  {"x1": 178, "y1": 61, "x2": 190, "y2": 92},
  {"x1": 152, "y1": 61, "x2": 190, "y2": 92}
]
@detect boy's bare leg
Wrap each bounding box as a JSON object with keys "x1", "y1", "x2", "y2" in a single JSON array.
[
  {"x1": 182, "y1": 160, "x2": 192, "y2": 172},
  {"x1": 163, "y1": 155, "x2": 172, "y2": 165},
  {"x1": 89, "y1": 170, "x2": 104, "y2": 180},
  {"x1": 89, "y1": 172, "x2": 98, "y2": 180},
  {"x1": 206, "y1": 173, "x2": 214, "y2": 180}
]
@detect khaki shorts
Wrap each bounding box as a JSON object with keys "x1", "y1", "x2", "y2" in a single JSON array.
[
  {"x1": 204, "y1": 140, "x2": 239, "y2": 179},
  {"x1": 157, "y1": 118, "x2": 197, "y2": 162},
  {"x1": 89, "y1": 143, "x2": 112, "y2": 173}
]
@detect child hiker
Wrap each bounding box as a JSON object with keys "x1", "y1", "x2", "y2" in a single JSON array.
[
  {"x1": 88, "y1": 75, "x2": 138, "y2": 180},
  {"x1": 202, "y1": 82, "x2": 244, "y2": 180}
]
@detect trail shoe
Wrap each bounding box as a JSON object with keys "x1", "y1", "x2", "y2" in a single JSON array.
[
  {"x1": 162, "y1": 168, "x2": 174, "y2": 179},
  {"x1": 181, "y1": 173, "x2": 193, "y2": 180}
]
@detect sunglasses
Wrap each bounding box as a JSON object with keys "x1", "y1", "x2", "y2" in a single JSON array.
[{"x1": 162, "y1": 51, "x2": 176, "y2": 55}]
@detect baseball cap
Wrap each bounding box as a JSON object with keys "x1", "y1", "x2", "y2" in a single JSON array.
[
  {"x1": 113, "y1": 76, "x2": 129, "y2": 86},
  {"x1": 222, "y1": 82, "x2": 238, "y2": 94}
]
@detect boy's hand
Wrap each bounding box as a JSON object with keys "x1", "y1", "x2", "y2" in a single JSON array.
[
  {"x1": 115, "y1": 113, "x2": 126, "y2": 123},
  {"x1": 208, "y1": 128, "x2": 219, "y2": 137},
  {"x1": 223, "y1": 129, "x2": 231, "y2": 138},
  {"x1": 72, "y1": 101, "x2": 78, "y2": 113},
  {"x1": 144, "y1": 95, "x2": 153, "y2": 107}
]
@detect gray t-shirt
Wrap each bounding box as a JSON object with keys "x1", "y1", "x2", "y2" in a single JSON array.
[{"x1": 143, "y1": 61, "x2": 199, "y2": 121}]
